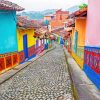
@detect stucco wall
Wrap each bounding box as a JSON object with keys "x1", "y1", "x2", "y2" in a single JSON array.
[
  {"x1": 85, "y1": 0, "x2": 100, "y2": 46},
  {"x1": 75, "y1": 18, "x2": 86, "y2": 46},
  {"x1": 17, "y1": 29, "x2": 36, "y2": 52},
  {"x1": 0, "y1": 10, "x2": 18, "y2": 54}
]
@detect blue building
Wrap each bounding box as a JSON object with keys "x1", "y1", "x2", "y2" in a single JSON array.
[{"x1": 0, "y1": 0, "x2": 24, "y2": 73}]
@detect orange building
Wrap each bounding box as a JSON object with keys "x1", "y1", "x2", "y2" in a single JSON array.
[{"x1": 50, "y1": 9, "x2": 69, "y2": 29}]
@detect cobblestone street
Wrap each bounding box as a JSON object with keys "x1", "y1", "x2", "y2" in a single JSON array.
[{"x1": 0, "y1": 44, "x2": 73, "y2": 100}]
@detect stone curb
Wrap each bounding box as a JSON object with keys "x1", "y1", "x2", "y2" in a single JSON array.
[
  {"x1": 63, "y1": 48, "x2": 78, "y2": 100},
  {"x1": 0, "y1": 46, "x2": 56, "y2": 85},
  {"x1": 63, "y1": 47, "x2": 100, "y2": 100}
]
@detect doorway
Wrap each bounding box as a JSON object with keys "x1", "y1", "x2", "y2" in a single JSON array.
[
  {"x1": 36, "y1": 39, "x2": 39, "y2": 48},
  {"x1": 23, "y1": 34, "x2": 28, "y2": 58},
  {"x1": 74, "y1": 31, "x2": 78, "y2": 53}
]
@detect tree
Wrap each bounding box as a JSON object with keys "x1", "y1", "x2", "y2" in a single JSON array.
[{"x1": 79, "y1": 3, "x2": 87, "y2": 9}]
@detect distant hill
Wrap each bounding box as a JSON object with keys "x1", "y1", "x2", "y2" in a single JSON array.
[
  {"x1": 19, "y1": 9, "x2": 56, "y2": 20},
  {"x1": 67, "y1": 6, "x2": 80, "y2": 13},
  {"x1": 19, "y1": 7, "x2": 80, "y2": 20}
]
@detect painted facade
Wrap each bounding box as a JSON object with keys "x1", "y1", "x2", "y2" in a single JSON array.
[
  {"x1": 33, "y1": 26, "x2": 52, "y2": 55},
  {"x1": 0, "y1": 1, "x2": 24, "y2": 73},
  {"x1": 65, "y1": 7, "x2": 87, "y2": 69},
  {"x1": 83, "y1": 0, "x2": 100, "y2": 89},
  {"x1": 72, "y1": 18, "x2": 86, "y2": 68},
  {"x1": 0, "y1": 10, "x2": 18, "y2": 54},
  {"x1": 0, "y1": 11, "x2": 19, "y2": 73},
  {"x1": 65, "y1": 2, "x2": 100, "y2": 90},
  {"x1": 44, "y1": 14, "x2": 55, "y2": 22},
  {"x1": 50, "y1": 9, "x2": 69, "y2": 29},
  {"x1": 17, "y1": 29, "x2": 36, "y2": 63}
]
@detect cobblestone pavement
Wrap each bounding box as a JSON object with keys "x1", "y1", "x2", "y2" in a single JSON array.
[{"x1": 0, "y1": 44, "x2": 73, "y2": 100}]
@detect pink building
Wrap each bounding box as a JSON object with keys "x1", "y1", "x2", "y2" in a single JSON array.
[{"x1": 84, "y1": 0, "x2": 100, "y2": 89}]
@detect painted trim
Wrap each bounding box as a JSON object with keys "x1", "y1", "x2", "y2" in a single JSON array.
[{"x1": 85, "y1": 46, "x2": 100, "y2": 49}]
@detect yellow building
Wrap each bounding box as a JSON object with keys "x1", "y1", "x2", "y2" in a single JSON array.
[
  {"x1": 71, "y1": 8, "x2": 87, "y2": 69},
  {"x1": 17, "y1": 16, "x2": 39, "y2": 63},
  {"x1": 66, "y1": 7, "x2": 87, "y2": 69}
]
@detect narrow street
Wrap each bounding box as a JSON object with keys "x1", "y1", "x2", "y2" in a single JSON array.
[{"x1": 0, "y1": 44, "x2": 73, "y2": 100}]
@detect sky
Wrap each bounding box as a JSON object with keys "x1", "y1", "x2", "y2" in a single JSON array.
[{"x1": 9, "y1": 0, "x2": 88, "y2": 11}]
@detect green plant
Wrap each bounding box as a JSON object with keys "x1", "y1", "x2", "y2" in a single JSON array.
[{"x1": 79, "y1": 3, "x2": 87, "y2": 9}]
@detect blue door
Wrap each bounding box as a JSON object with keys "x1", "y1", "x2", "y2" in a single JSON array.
[{"x1": 23, "y1": 34, "x2": 28, "y2": 58}]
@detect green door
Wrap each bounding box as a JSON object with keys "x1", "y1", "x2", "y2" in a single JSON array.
[{"x1": 74, "y1": 31, "x2": 78, "y2": 53}]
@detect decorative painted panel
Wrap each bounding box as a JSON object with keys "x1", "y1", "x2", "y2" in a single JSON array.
[
  {"x1": 12, "y1": 54, "x2": 18, "y2": 66},
  {"x1": 19, "y1": 51, "x2": 25, "y2": 63},
  {"x1": 0, "y1": 52, "x2": 19, "y2": 73},
  {"x1": 0, "y1": 58, "x2": 5, "y2": 71},
  {"x1": 84, "y1": 46, "x2": 100, "y2": 74},
  {"x1": 5, "y1": 56, "x2": 12, "y2": 68}
]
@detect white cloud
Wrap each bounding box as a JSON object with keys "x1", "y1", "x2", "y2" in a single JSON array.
[{"x1": 8, "y1": 0, "x2": 88, "y2": 11}]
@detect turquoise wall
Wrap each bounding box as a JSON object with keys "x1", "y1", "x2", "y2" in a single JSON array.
[{"x1": 0, "y1": 10, "x2": 18, "y2": 54}]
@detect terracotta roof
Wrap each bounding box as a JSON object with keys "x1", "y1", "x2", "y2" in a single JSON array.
[
  {"x1": 75, "y1": 7, "x2": 87, "y2": 17},
  {"x1": 69, "y1": 7, "x2": 87, "y2": 18},
  {"x1": 33, "y1": 26, "x2": 51, "y2": 39},
  {"x1": 17, "y1": 16, "x2": 41, "y2": 29},
  {"x1": 66, "y1": 19, "x2": 75, "y2": 27},
  {"x1": 63, "y1": 32, "x2": 70, "y2": 40},
  {"x1": 51, "y1": 27, "x2": 64, "y2": 33},
  {"x1": 0, "y1": 0, "x2": 24, "y2": 11},
  {"x1": 52, "y1": 27, "x2": 66, "y2": 37}
]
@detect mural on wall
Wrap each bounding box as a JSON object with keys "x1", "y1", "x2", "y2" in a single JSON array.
[
  {"x1": 84, "y1": 47, "x2": 100, "y2": 74},
  {"x1": 0, "y1": 58, "x2": 5, "y2": 71},
  {"x1": 19, "y1": 51, "x2": 25, "y2": 63}
]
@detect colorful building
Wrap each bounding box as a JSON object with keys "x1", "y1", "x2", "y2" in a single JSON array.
[
  {"x1": 83, "y1": 0, "x2": 100, "y2": 89},
  {"x1": 17, "y1": 16, "x2": 40, "y2": 63},
  {"x1": 0, "y1": 0, "x2": 24, "y2": 73},
  {"x1": 50, "y1": 9, "x2": 69, "y2": 29},
  {"x1": 44, "y1": 14, "x2": 55, "y2": 26},
  {"x1": 51, "y1": 27, "x2": 65, "y2": 44},
  {"x1": 66, "y1": 7, "x2": 87, "y2": 68},
  {"x1": 33, "y1": 26, "x2": 52, "y2": 54},
  {"x1": 44, "y1": 14, "x2": 55, "y2": 21}
]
